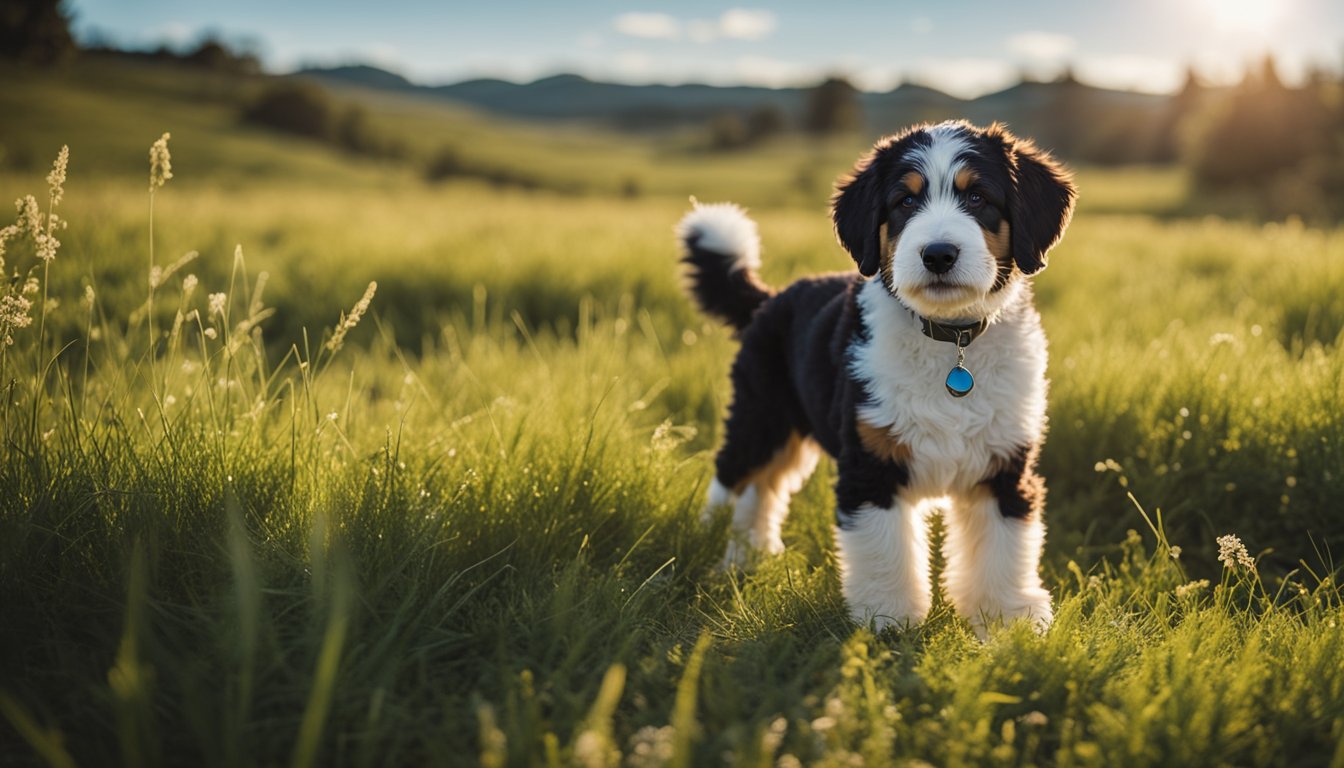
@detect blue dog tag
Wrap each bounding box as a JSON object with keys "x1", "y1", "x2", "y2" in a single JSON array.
[{"x1": 945, "y1": 365, "x2": 974, "y2": 398}]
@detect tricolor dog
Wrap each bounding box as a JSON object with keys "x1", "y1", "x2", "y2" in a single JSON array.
[{"x1": 678, "y1": 120, "x2": 1076, "y2": 635}]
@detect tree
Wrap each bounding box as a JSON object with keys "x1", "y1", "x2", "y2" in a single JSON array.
[
  {"x1": 0, "y1": 0, "x2": 76, "y2": 66},
  {"x1": 241, "y1": 81, "x2": 334, "y2": 140},
  {"x1": 803, "y1": 76, "x2": 862, "y2": 135}
]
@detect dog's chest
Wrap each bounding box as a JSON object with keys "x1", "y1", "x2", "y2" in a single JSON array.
[{"x1": 850, "y1": 303, "x2": 1048, "y2": 494}]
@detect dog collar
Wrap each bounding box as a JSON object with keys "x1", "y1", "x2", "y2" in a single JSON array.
[
  {"x1": 917, "y1": 316, "x2": 989, "y2": 346},
  {"x1": 916, "y1": 315, "x2": 987, "y2": 398}
]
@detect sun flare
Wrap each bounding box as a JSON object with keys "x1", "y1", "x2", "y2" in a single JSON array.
[{"x1": 1200, "y1": 0, "x2": 1283, "y2": 30}]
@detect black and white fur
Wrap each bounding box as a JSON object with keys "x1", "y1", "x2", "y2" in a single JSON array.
[{"x1": 678, "y1": 121, "x2": 1076, "y2": 636}]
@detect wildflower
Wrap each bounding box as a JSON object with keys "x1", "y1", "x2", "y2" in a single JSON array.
[
  {"x1": 34, "y1": 233, "x2": 59, "y2": 262},
  {"x1": 149, "y1": 265, "x2": 163, "y2": 289},
  {"x1": 17, "y1": 195, "x2": 41, "y2": 235},
  {"x1": 810, "y1": 716, "x2": 836, "y2": 732},
  {"x1": 626, "y1": 725, "x2": 674, "y2": 768},
  {"x1": 47, "y1": 145, "x2": 69, "y2": 206},
  {"x1": 760, "y1": 717, "x2": 788, "y2": 759},
  {"x1": 1175, "y1": 579, "x2": 1210, "y2": 598},
  {"x1": 149, "y1": 132, "x2": 173, "y2": 190},
  {"x1": 208, "y1": 292, "x2": 227, "y2": 318},
  {"x1": 1018, "y1": 711, "x2": 1049, "y2": 727},
  {"x1": 1168, "y1": 546, "x2": 1182, "y2": 560},
  {"x1": 572, "y1": 729, "x2": 617, "y2": 768},
  {"x1": 1216, "y1": 534, "x2": 1255, "y2": 570},
  {"x1": 0, "y1": 293, "x2": 34, "y2": 344},
  {"x1": 0, "y1": 222, "x2": 18, "y2": 263},
  {"x1": 203, "y1": 327, "x2": 217, "y2": 339},
  {"x1": 182, "y1": 274, "x2": 198, "y2": 296},
  {"x1": 325, "y1": 281, "x2": 377, "y2": 353},
  {"x1": 83, "y1": 285, "x2": 95, "y2": 310}
]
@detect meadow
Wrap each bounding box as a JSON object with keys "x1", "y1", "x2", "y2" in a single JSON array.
[{"x1": 1, "y1": 59, "x2": 1343, "y2": 767}]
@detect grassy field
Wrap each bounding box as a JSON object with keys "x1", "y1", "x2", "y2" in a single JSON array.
[{"x1": 2, "y1": 59, "x2": 1343, "y2": 767}]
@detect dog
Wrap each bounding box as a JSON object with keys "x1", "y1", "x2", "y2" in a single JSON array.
[{"x1": 677, "y1": 120, "x2": 1076, "y2": 635}]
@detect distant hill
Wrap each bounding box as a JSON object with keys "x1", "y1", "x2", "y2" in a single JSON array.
[{"x1": 298, "y1": 64, "x2": 1172, "y2": 161}]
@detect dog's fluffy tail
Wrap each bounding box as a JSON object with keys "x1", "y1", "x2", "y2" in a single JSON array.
[{"x1": 676, "y1": 201, "x2": 773, "y2": 331}]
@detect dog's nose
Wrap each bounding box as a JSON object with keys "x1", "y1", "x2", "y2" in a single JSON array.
[{"x1": 921, "y1": 242, "x2": 959, "y2": 274}]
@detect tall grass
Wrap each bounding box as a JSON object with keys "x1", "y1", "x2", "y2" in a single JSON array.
[{"x1": 0, "y1": 135, "x2": 1342, "y2": 767}]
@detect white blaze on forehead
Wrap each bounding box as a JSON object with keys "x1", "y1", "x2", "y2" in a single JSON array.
[{"x1": 909, "y1": 123, "x2": 974, "y2": 200}]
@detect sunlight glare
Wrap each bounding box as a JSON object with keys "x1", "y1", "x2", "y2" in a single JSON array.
[{"x1": 1200, "y1": 0, "x2": 1283, "y2": 30}]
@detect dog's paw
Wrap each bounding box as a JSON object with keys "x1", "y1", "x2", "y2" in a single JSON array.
[
  {"x1": 847, "y1": 597, "x2": 930, "y2": 633},
  {"x1": 700, "y1": 479, "x2": 735, "y2": 525},
  {"x1": 965, "y1": 589, "x2": 1053, "y2": 640},
  {"x1": 718, "y1": 530, "x2": 783, "y2": 570}
]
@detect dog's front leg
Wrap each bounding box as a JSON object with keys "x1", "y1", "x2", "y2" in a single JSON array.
[
  {"x1": 943, "y1": 469, "x2": 1053, "y2": 638},
  {"x1": 834, "y1": 450, "x2": 931, "y2": 631}
]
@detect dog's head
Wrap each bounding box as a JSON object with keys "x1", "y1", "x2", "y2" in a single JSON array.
[{"x1": 832, "y1": 121, "x2": 1076, "y2": 319}]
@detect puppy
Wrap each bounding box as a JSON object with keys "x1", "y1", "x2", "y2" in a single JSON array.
[{"x1": 677, "y1": 120, "x2": 1076, "y2": 635}]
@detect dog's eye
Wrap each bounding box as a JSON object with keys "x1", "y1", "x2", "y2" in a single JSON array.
[
  {"x1": 900, "y1": 195, "x2": 917, "y2": 208},
  {"x1": 967, "y1": 191, "x2": 984, "y2": 208}
]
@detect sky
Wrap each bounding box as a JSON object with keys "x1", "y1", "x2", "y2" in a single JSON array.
[{"x1": 69, "y1": 0, "x2": 1344, "y2": 98}]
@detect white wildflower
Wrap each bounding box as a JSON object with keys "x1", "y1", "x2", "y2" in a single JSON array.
[
  {"x1": 203, "y1": 327, "x2": 217, "y2": 339},
  {"x1": 82, "y1": 285, "x2": 95, "y2": 310},
  {"x1": 1168, "y1": 546, "x2": 1181, "y2": 560},
  {"x1": 1175, "y1": 579, "x2": 1210, "y2": 598},
  {"x1": 16, "y1": 195, "x2": 41, "y2": 235},
  {"x1": 35, "y1": 232, "x2": 58, "y2": 262},
  {"x1": 182, "y1": 274, "x2": 198, "y2": 296},
  {"x1": 760, "y1": 717, "x2": 788, "y2": 760},
  {"x1": 47, "y1": 145, "x2": 69, "y2": 206},
  {"x1": 1018, "y1": 711, "x2": 1049, "y2": 727},
  {"x1": 625, "y1": 725, "x2": 674, "y2": 768},
  {"x1": 810, "y1": 716, "x2": 835, "y2": 732},
  {"x1": 573, "y1": 729, "x2": 618, "y2": 768},
  {"x1": 1216, "y1": 534, "x2": 1255, "y2": 570},
  {"x1": 208, "y1": 292, "x2": 227, "y2": 318},
  {"x1": 149, "y1": 132, "x2": 173, "y2": 190},
  {"x1": 1, "y1": 293, "x2": 34, "y2": 344}
]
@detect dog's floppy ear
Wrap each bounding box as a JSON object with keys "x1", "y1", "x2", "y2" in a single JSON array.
[
  {"x1": 1004, "y1": 133, "x2": 1076, "y2": 276},
  {"x1": 831, "y1": 151, "x2": 885, "y2": 278}
]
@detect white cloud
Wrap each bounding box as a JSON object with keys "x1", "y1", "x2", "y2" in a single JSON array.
[
  {"x1": 733, "y1": 55, "x2": 811, "y2": 88},
  {"x1": 719, "y1": 9, "x2": 777, "y2": 41},
  {"x1": 613, "y1": 51, "x2": 655, "y2": 77},
  {"x1": 350, "y1": 42, "x2": 402, "y2": 70},
  {"x1": 687, "y1": 19, "x2": 719, "y2": 44},
  {"x1": 911, "y1": 17, "x2": 933, "y2": 36},
  {"x1": 613, "y1": 9, "x2": 776, "y2": 44},
  {"x1": 910, "y1": 57, "x2": 1017, "y2": 99},
  {"x1": 1006, "y1": 31, "x2": 1077, "y2": 62},
  {"x1": 613, "y1": 12, "x2": 680, "y2": 40},
  {"x1": 1076, "y1": 55, "x2": 1183, "y2": 93},
  {"x1": 149, "y1": 21, "x2": 194, "y2": 47}
]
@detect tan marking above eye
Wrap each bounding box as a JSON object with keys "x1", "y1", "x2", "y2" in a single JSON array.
[
  {"x1": 900, "y1": 171, "x2": 925, "y2": 195},
  {"x1": 955, "y1": 167, "x2": 979, "y2": 192}
]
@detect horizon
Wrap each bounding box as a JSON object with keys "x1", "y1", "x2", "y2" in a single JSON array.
[{"x1": 67, "y1": 0, "x2": 1344, "y2": 100}]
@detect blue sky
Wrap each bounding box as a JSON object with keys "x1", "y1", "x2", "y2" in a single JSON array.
[{"x1": 70, "y1": 0, "x2": 1344, "y2": 98}]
